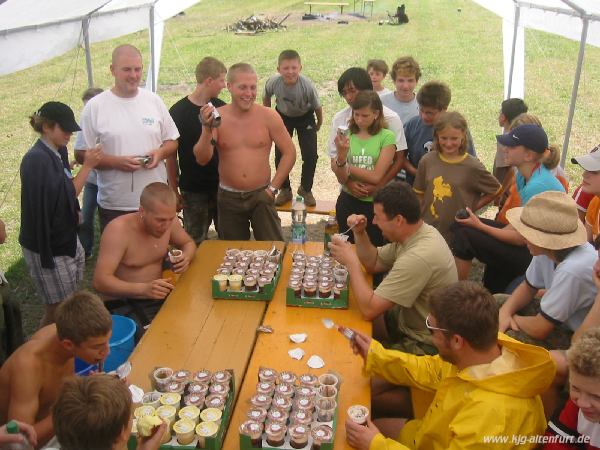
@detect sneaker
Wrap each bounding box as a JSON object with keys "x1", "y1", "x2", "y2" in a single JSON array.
[
  {"x1": 298, "y1": 187, "x2": 316, "y2": 207},
  {"x1": 275, "y1": 188, "x2": 293, "y2": 206}
]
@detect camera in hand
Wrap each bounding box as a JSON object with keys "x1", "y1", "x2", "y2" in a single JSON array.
[{"x1": 455, "y1": 208, "x2": 469, "y2": 220}]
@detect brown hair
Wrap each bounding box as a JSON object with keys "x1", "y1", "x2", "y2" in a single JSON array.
[
  {"x1": 278, "y1": 49, "x2": 301, "y2": 65},
  {"x1": 433, "y1": 111, "x2": 469, "y2": 155},
  {"x1": 55, "y1": 291, "x2": 112, "y2": 345},
  {"x1": 53, "y1": 375, "x2": 131, "y2": 450},
  {"x1": 29, "y1": 114, "x2": 56, "y2": 133},
  {"x1": 195, "y1": 57, "x2": 227, "y2": 84},
  {"x1": 429, "y1": 281, "x2": 498, "y2": 351},
  {"x1": 508, "y1": 113, "x2": 560, "y2": 170},
  {"x1": 82, "y1": 87, "x2": 104, "y2": 103},
  {"x1": 227, "y1": 62, "x2": 255, "y2": 83},
  {"x1": 416, "y1": 81, "x2": 451, "y2": 110},
  {"x1": 390, "y1": 56, "x2": 421, "y2": 81},
  {"x1": 139, "y1": 182, "x2": 176, "y2": 211},
  {"x1": 348, "y1": 90, "x2": 387, "y2": 135},
  {"x1": 367, "y1": 59, "x2": 389, "y2": 76},
  {"x1": 567, "y1": 328, "x2": 600, "y2": 378}
]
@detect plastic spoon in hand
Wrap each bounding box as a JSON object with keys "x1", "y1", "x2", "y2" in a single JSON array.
[{"x1": 322, "y1": 318, "x2": 355, "y2": 340}]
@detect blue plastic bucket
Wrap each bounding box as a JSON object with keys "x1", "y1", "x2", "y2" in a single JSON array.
[{"x1": 75, "y1": 315, "x2": 137, "y2": 375}]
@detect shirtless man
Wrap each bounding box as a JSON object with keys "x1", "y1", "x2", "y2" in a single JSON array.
[
  {"x1": 0, "y1": 291, "x2": 112, "y2": 448},
  {"x1": 93, "y1": 182, "x2": 195, "y2": 330},
  {"x1": 193, "y1": 62, "x2": 296, "y2": 241}
]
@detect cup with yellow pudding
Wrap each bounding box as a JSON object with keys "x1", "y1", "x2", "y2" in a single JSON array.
[
  {"x1": 196, "y1": 421, "x2": 218, "y2": 448},
  {"x1": 173, "y1": 418, "x2": 196, "y2": 445}
]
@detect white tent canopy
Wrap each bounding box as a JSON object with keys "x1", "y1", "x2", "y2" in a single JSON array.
[
  {"x1": 472, "y1": 0, "x2": 600, "y2": 165},
  {"x1": 0, "y1": 0, "x2": 200, "y2": 91}
]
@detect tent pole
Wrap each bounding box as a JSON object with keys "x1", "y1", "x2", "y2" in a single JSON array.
[
  {"x1": 149, "y1": 5, "x2": 156, "y2": 92},
  {"x1": 507, "y1": 2, "x2": 520, "y2": 99},
  {"x1": 561, "y1": 17, "x2": 589, "y2": 168},
  {"x1": 83, "y1": 17, "x2": 94, "y2": 88}
]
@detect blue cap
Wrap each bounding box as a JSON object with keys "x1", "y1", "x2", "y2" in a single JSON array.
[{"x1": 496, "y1": 124, "x2": 548, "y2": 153}]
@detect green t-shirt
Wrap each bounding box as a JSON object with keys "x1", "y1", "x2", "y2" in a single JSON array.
[
  {"x1": 342, "y1": 128, "x2": 396, "y2": 202},
  {"x1": 374, "y1": 223, "x2": 458, "y2": 345}
]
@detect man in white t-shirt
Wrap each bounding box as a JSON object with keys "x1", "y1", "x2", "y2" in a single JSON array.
[
  {"x1": 80, "y1": 44, "x2": 179, "y2": 231},
  {"x1": 328, "y1": 68, "x2": 407, "y2": 198}
]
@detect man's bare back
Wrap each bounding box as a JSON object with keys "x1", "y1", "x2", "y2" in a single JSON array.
[
  {"x1": 216, "y1": 104, "x2": 275, "y2": 191},
  {"x1": 0, "y1": 325, "x2": 72, "y2": 439}
]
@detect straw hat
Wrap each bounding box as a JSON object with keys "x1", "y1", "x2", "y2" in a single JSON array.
[{"x1": 506, "y1": 191, "x2": 586, "y2": 250}]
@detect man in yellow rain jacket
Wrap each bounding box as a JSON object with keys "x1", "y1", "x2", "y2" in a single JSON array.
[{"x1": 345, "y1": 281, "x2": 556, "y2": 450}]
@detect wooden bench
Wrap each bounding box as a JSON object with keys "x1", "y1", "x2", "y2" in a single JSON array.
[
  {"x1": 127, "y1": 240, "x2": 285, "y2": 396},
  {"x1": 304, "y1": 1, "x2": 350, "y2": 14},
  {"x1": 276, "y1": 198, "x2": 336, "y2": 216}
]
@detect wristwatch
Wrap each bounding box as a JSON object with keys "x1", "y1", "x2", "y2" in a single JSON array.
[
  {"x1": 268, "y1": 184, "x2": 279, "y2": 196},
  {"x1": 335, "y1": 158, "x2": 347, "y2": 167}
]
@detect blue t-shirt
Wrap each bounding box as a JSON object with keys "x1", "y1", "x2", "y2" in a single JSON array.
[
  {"x1": 403, "y1": 116, "x2": 476, "y2": 185},
  {"x1": 516, "y1": 164, "x2": 565, "y2": 205}
]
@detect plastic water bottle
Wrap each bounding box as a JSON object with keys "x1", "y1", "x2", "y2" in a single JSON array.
[
  {"x1": 291, "y1": 195, "x2": 307, "y2": 245},
  {"x1": 1, "y1": 420, "x2": 34, "y2": 450},
  {"x1": 323, "y1": 211, "x2": 339, "y2": 255}
]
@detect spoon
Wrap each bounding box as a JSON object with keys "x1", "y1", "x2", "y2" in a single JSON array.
[{"x1": 321, "y1": 318, "x2": 355, "y2": 340}]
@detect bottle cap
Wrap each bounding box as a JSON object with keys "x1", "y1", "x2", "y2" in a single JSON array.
[{"x1": 6, "y1": 420, "x2": 19, "y2": 434}]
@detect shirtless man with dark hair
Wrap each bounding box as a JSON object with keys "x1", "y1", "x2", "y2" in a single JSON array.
[
  {"x1": 93, "y1": 182, "x2": 196, "y2": 329},
  {"x1": 193, "y1": 63, "x2": 296, "y2": 241}
]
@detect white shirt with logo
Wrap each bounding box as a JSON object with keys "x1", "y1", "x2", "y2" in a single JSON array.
[{"x1": 80, "y1": 89, "x2": 179, "y2": 210}]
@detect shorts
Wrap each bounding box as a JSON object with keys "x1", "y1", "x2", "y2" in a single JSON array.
[{"x1": 22, "y1": 241, "x2": 85, "y2": 305}]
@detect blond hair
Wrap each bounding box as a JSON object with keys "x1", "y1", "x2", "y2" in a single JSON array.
[
  {"x1": 55, "y1": 291, "x2": 112, "y2": 345},
  {"x1": 508, "y1": 113, "x2": 559, "y2": 170},
  {"x1": 390, "y1": 56, "x2": 421, "y2": 81},
  {"x1": 195, "y1": 57, "x2": 227, "y2": 84},
  {"x1": 567, "y1": 328, "x2": 600, "y2": 379},
  {"x1": 139, "y1": 182, "x2": 176, "y2": 211},
  {"x1": 53, "y1": 375, "x2": 131, "y2": 450},
  {"x1": 433, "y1": 111, "x2": 469, "y2": 155},
  {"x1": 227, "y1": 62, "x2": 255, "y2": 83}
]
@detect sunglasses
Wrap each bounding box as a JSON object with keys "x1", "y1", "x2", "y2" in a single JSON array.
[{"x1": 425, "y1": 315, "x2": 449, "y2": 334}]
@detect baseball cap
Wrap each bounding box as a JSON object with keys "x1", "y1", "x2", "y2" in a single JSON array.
[
  {"x1": 496, "y1": 124, "x2": 548, "y2": 153},
  {"x1": 36, "y1": 102, "x2": 81, "y2": 132},
  {"x1": 571, "y1": 144, "x2": 600, "y2": 171}
]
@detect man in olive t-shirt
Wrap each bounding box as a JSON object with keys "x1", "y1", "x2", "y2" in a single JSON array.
[
  {"x1": 329, "y1": 182, "x2": 457, "y2": 419},
  {"x1": 329, "y1": 182, "x2": 457, "y2": 354}
]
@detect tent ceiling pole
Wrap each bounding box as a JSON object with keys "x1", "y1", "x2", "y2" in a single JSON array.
[
  {"x1": 83, "y1": 16, "x2": 94, "y2": 88},
  {"x1": 561, "y1": 17, "x2": 589, "y2": 168},
  {"x1": 149, "y1": 5, "x2": 156, "y2": 93},
  {"x1": 507, "y1": 3, "x2": 520, "y2": 99}
]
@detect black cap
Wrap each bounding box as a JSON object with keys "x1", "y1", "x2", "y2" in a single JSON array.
[
  {"x1": 496, "y1": 124, "x2": 548, "y2": 153},
  {"x1": 36, "y1": 102, "x2": 81, "y2": 132}
]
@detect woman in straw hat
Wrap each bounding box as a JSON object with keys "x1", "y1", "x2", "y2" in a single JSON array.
[
  {"x1": 498, "y1": 191, "x2": 596, "y2": 350},
  {"x1": 451, "y1": 121, "x2": 566, "y2": 294}
]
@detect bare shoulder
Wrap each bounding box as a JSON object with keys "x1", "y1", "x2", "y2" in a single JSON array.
[{"x1": 101, "y1": 213, "x2": 136, "y2": 244}]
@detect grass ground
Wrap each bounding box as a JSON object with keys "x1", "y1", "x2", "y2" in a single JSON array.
[{"x1": 1, "y1": 0, "x2": 599, "y2": 335}]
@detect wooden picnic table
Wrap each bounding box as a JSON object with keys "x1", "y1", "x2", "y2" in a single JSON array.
[
  {"x1": 127, "y1": 240, "x2": 284, "y2": 395},
  {"x1": 223, "y1": 241, "x2": 372, "y2": 449}
]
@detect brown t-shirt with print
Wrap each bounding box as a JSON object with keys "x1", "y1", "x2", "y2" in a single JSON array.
[{"x1": 413, "y1": 152, "x2": 501, "y2": 241}]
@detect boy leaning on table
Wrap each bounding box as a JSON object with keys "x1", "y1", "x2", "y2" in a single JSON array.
[
  {"x1": 342, "y1": 281, "x2": 555, "y2": 450},
  {"x1": 0, "y1": 291, "x2": 112, "y2": 448}
]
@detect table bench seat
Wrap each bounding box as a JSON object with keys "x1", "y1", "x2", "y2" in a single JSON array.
[{"x1": 276, "y1": 198, "x2": 336, "y2": 216}]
